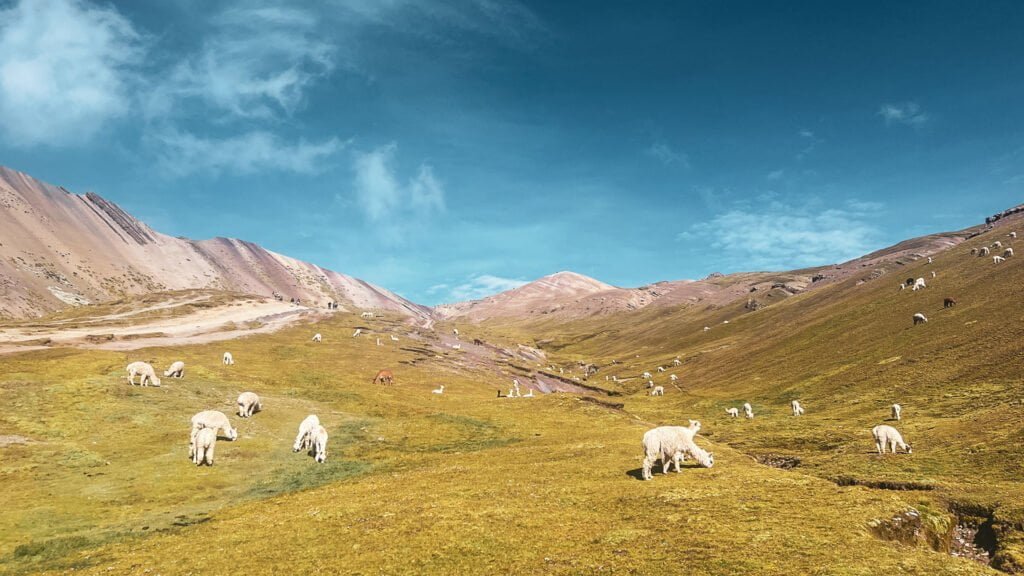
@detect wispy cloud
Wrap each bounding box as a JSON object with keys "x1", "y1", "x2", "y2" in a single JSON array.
[
  {"x1": 796, "y1": 129, "x2": 823, "y2": 160},
  {"x1": 152, "y1": 130, "x2": 346, "y2": 176},
  {"x1": 678, "y1": 199, "x2": 884, "y2": 270},
  {"x1": 146, "y1": 6, "x2": 335, "y2": 121},
  {"x1": 0, "y1": 0, "x2": 145, "y2": 147},
  {"x1": 351, "y1": 143, "x2": 446, "y2": 223},
  {"x1": 445, "y1": 273, "x2": 527, "y2": 301},
  {"x1": 879, "y1": 102, "x2": 928, "y2": 126},
  {"x1": 334, "y1": 0, "x2": 547, "y2": 46},
  {"x1": 645, "y1": 142, "x2": 690, "y2": 168},
  {"x1": 766, "y1": 169, "x2": 785, "y2": 181}
]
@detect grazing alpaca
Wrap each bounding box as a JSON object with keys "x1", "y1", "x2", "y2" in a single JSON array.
[
  {"x1": 390, "y1": 335, "x2": 399, "y2": 341},
  {"x1": 944, "y1": 297, "x2": 956, "y2": 308},
  {"x1": 913, "y1": 313, "x2": 928, "y2": 325},
  {"x1": 372, "y1": 370, "x2": 394, "y2": 385},
  {"x1": 352, "y1": 328, "x2": 362, "y2": 337},
  {"x1": 872, "y1": 425, "x2": 912, "y2": 454}
]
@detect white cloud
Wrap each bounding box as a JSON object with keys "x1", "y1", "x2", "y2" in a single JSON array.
[
  {"x1": 645, "y1": 142, "x2": 690, "y2": 168},
  {"x1": 146, "y1": 6, "x2": 334, "y2": 120},
  {"x1": 879, "y1": 102, "x2": 928, "y2": 126},
  {"x1": 447, "y1": 274, "x2": 527, "y2": 301},
  {"x1": 678, "y1": 199, "x2": 884, "y2": 270},
  {"x1": 796, "y1": 128, "x2": 823, "y2": 160},
  {"x1": 152, "y1": 129, "x2": 346, "y2": 176},
  {"x1": 0, "y1": 0, "x2": 145, "y2": 147},
  {"x1": 352, "y1": 144, "x2": 446, "y2": 222},
  {"x1": 766, "y1": 169, "x2": 785, "y2": 181}
]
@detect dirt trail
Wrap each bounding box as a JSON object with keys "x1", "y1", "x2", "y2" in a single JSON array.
[{"x1": 0, "y1": 298, "x2": 322, "y2": 355}]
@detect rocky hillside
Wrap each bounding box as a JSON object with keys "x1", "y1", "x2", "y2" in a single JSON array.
[{"x1": 0, "y1": 166, "x2": 429, "y2": 319}]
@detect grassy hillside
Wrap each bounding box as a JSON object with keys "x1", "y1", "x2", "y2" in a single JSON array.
[
  {"x1": 482, "y1": 223, "x2": 1024, "y2": 570},
  {"x1": 2, "y1": 226, "x2": 1022, "y2": 574}
]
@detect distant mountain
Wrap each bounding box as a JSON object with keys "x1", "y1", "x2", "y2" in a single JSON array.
[
  {"x1": 434, "y1": 224, "x2": 999, "y2": 323},
  {"x1": 0, "y1": 166, "x2": 429, "y2": 319}
]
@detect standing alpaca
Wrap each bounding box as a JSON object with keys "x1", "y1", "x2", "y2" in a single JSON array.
[
  {"x1": 222, "y1": 352, "x2": 234, "y2": 365},
  {"x1": 872, "y1": 425, "x2": 912, "y2": 454},
  {"x1": 891, "y1": 403, "x2": 902, "y2": 421},
  {"x1": 372, "y1": 370, "x2": 394, "y2": 385},
  {"x1": 791, "y1": 400, "x2": 805, "y2": 416}
]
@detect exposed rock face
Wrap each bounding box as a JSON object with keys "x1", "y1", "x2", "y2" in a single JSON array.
[{"x1": 0, "y1": 166, "x2": 429, "y2": 320}]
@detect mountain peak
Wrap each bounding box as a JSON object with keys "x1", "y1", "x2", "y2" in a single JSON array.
[{"x1": 0, "y1": 166, "x2": 428, "y2": 319}]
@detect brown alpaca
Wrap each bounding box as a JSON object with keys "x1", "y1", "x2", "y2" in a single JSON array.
[
  {"x1": 372, "y1": 369, "x2": 394, "y2": 385},
  {"x1": 944, "y1": 297, "x2": 957, "y2": 308}
]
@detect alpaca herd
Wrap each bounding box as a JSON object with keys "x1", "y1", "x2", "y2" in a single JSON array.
[{"x1": 118, "y1": 221, "x2": 1009, "y2": 482}]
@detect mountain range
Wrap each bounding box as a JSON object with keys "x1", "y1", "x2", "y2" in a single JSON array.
[{"x1": 0, "y1": 165, "x2": 1014, "y2": 322}]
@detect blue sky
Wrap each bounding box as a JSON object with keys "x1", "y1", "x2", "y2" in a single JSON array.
[{"x1": 1, "y1": 0, "x2": 1022, "y2": 304}]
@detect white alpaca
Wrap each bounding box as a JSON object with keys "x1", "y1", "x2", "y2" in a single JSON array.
[
  {"x1": 913, "y1": 313, "x2": 928, "y2": 325},
  {"x1": 432, "y1": 385, "x2": 445, "y2": 394},
  {"x1": 651, "y1": 386, "x2": 665, "y2": 396},
  {"x1": 979, "y1": 247, "x2": 991, "y2": 256},
  {"x1": 743, "y1": 402, "x2": 754, "y2": 419},
  {"x1": 293, "y1": 415, "x2": 321, "y2": 452},
  {"x1": 236, "y1": 392, "x2": 262, "y2": 418},
  {"x1": 993, "y1": 241, "x2": 1003, "y2": 249},
  {"x1": 900, "y1": 284, "x2": 905, "y2": 291},
  {"x1": 163, "y1": 361, "x2": 185, "y2": 379},
  {"x1": 390, "y1": 335, "x2": 399, "y2": 341},
  {"x1": 927, "y1": 257, "x2": 932, "y2": 264},
  {"x1": 642, "y1": 371, "x2": 652, "y2": 380},
  {"x1": 726, "y1": 407, "x2": 739, "y2": 418},
  {"x1": 451, "y1": 343, "x2": 461, "y2": 350},
  {"x1": 222, "y1": 352, "x2": 234, "y2": 365},
  {"x1": 126, "y1": 362, "x2": 161, "y2": 387},
  {"x1": 311, "y1": 425, "x2": 329, "y2": 463},
  {"x1": 994, "y1": 255, "x2": 1005, "y2": 264},
  {"x1": 377, "y1": 338, "x2": 382, "y2": 346},
  {"x1": 312, "y1": 333, "x2": 322, "y2": 343},
  {"x1": 1004, "y1": 248, "x2": 1014, "y2": 258},
  {"x1": 1011, "y1": 232, "x2": 1018, "y2": 239},
  {"x1": 657, "y1": 366, "x2": 666, "y2": 373},
  {"x1": 673, "y1": 358, "x2": 682, "y2": 366},
  {"x1": 192, "y1": 427, "x2": 217, "y2": 466},
  {"x1": 646, "y1": 380, "x2": 654, "y2": 389},
  {"x1": 930, "y1": 271, "x2": 936, "y2": 278},
  {"x1": 452, "y1": 328, "x2": 459, "y2": 339},
  {"x1": 670, "y1": 374, "x2": 678, "y2": 382},
  {"x1": 190, "y1": 411, "x2": 237, "y2": 441},
  {"x1": 891, "y1": 403, "x2": 902, "y2": 421},
  {"x1": 352, "y1": 329, "x2": 362, "y2": 337},
  {"x1": 912, "y1": 278, "x2": 926, "y2": 291},
  {"x1": 641, "y1": 425, "x2": 714, "y2": 480},
  {"x1": 791, "y1": 400, "x2": 805, "y2": 416},
  {"x1": 511, "y1": 379, "x2": 522, "y2": 398},
  {"x1": 361, "y1": 311, "x2": 374, "y2": 319},
  {"x1": 189, "y1": 411, "x2": 237, "y2": 461},
  {"x1": 523, "y1": 389, "x2": 534, "y2": 398},
  {"x1": 872, "y1": 425, "x2": 912, "y2": 454},
  {"x1": 703, "y1": 326, "x2": 710, "y2": 332}
]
